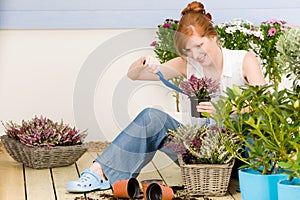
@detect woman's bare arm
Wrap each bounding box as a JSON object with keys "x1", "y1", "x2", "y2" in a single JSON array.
[{"x1": 127, "y1": 56, "x2": 187, "y2": 81}]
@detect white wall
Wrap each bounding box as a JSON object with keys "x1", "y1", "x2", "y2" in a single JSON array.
[
  {"x1": 0, "y1": 1, "x2": 299, "y2": 142},
  {"x1": 0, "y1": 29, "x2": 178, "y2": 142}
]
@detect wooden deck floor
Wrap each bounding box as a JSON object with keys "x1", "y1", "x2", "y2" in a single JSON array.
[{"x1": 0, "y1": 144, "x2": 241, "y2": 200}]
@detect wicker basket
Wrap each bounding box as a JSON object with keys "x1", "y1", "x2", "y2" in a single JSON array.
[
  {"x1": 1, "y1": 135, "x2": 88, "y2": 169},
  {"x1": 178, "y1": 154, "x2": 234, "y2": 196}
]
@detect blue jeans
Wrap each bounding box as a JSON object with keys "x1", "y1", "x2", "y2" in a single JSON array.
[{"x1": 95, "y1": 108, "x2": 181, "y2": 185}]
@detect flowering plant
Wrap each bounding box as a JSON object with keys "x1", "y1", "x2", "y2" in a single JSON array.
[
  {"x1": 253, "y1": 19, "x2": 291, "y2": 84},
  {"x1": 151, "y1": 18, "x2": 183, "y2": 112},
  {"x1": 180, "y1": 74, "x2": 219, "y2": 100},
  {"x1": 151, "y1": 18, "x2": 179, "y2": 63},
  {"x1": 165, "y1": 124, "x2": 239, "y2": 164},
  {"x1": 214, "y1": 18, "x2": 262, "y2": 51},
  {"x1": 2, "y1": 115, "x2": 87, "y2": 147},
  {"x1": 215, "y1": 18, "x2": 292, "y2": 85}
]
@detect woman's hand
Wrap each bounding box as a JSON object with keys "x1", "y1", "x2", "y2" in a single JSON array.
[
  {"x1": 196, "y1": 101, "x2": 216, "y2": 116},
  {"x1": 143, "y1": 55, "x2": 160, "y2": 74},
  {"x1": 127, "y1": 55, "x2": 161, "y2": 80}
]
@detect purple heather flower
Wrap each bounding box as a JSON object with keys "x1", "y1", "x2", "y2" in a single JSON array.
[
  {"x1": 150, "y1": 41, "x2": 157, "y2": 46},
  {"x1": 268, "y1": 28, "x2": 277, "y2": 36},
  {"x1": 180, "y1": 74, "x2": 219, "y2": 99}
]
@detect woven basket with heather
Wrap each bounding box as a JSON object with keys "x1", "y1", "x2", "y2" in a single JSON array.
[
  {"x1": 1, "y1": 116, "x2": 88, "y2": 169},
  {"x1": 178, "y1": 154, "x2": 234, "y2": 196},
  {"x1": 165, "y1": 125, "x2": 240, "y2": 196}
]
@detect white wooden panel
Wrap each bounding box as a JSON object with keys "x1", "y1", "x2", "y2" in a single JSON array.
[{"x1": 0, "y1": 0, "x2": 299, "y2": 29}]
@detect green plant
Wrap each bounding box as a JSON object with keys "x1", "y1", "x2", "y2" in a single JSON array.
[
  {"x1": 152, "y1": 18, "x2": 183, "y2": 112},
  {"x1": 152, "y1": 18, "x2": 179, "y2": 63},
  {"x1": 165, "y1": 124, "x2": 240, "y2": 165},
  {"x1": 212, "y1": 84, "x2": 299, "y2": 176},
  {"x1": 275, "y1": 27, "x2": 300, "y2": 90},
  {"x1": 2, "y1": 115, "x2": 87, "y2": 147},
  {"x1": 274, "y1": 26, "x2": 300, "y2": 181}
]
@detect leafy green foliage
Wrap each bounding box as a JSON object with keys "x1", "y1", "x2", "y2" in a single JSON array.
[
  {"x1": 212, "y1": 84, "x2": 299, "y2": 178},
  {"x1": 275, "y1": 27, "x2": 300, "y2": 90}
]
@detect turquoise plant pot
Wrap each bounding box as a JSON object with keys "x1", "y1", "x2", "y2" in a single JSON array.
[
  {"x1": 238, "y1": 168, "x2": 289, "y2": 200},
  {"x1": 278, "y1": 178, "x2": 300, "y2": 200}
]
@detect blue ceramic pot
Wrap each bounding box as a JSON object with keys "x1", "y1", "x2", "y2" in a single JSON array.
[
  {"x1": 239, "y1": 168, "x2": 289, "y2": 200},
  {"x1": 278, "y1": 178, "x2": 300, "y2": 200}
]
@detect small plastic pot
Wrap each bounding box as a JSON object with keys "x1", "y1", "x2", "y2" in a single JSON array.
[
  {"x1": 141, "y1": 179, "x2": 163, "y2": 200},
  {"x1": 146, "y1": 183, "x2": 174, "y2": 200},
  {"x1": 113, "y1": 177, "x2": 140, "y2": 198}
]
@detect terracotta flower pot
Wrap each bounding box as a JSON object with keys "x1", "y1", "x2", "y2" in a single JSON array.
[
  {"x1": 146, "y1": 183, "x2": 174, "y2": 200},
  {"x1": 113, "y1": 177, "x2": 140, "y2": 198},
  {"x1": 141, "y1": 179, "x2": 163, "y2": 200}
]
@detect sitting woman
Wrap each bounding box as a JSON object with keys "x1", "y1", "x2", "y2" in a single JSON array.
[{"x1": 66, "y1": 1, "x2": 266, "y2": 192}]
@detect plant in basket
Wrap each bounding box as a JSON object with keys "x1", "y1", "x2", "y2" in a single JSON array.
[
  {"x1": 1, "y1": 115, "x2": 88, "y2": 169},
  {"x1": 180, "y1": 74, "x2": 219, "y2": 118},
  {"x1": 165, "y1": 124, "x2": 241, "y2": 196}
]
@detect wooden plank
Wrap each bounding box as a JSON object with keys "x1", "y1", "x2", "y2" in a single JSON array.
[
  {"x1": 51, "y1": 164, "x2": 80, "y2": 200},
  {"x1": 0, "y1": 150, "x2": 25, "y2": 200},
  {"x1": 152, "y1": 151, "x2": 182, "y2": 186},
  {"x1": 25, "y1": 167, "x2": 55, "y2": 200},
  {"x1": 228, "y1": 179, "x2": 241, "y2": 200},
  {"x1": 205, "y1": 193, "x2": 234, "y2": 200},
  {"x1": 138, "y1": 161, "x2": 162, "y2": 183}
]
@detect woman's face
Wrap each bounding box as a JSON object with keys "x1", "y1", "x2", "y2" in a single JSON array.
[{"x1": 183, "y1": 34, "x2": 217, "y2": 67}]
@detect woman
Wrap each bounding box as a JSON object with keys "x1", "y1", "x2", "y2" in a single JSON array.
[{"x1": 66, "y1": 1, "x2": 266, "y2": 192}]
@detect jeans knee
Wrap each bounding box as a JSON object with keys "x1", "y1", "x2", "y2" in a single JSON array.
[{"x1": 139, "y1": 108, "x2": 167, "y2": 122}]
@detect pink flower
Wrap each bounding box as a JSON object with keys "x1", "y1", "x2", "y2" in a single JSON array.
[
  {"x1": 267, "y1": 19, "x2": 280, "y2": 24},
  {"x1": 150, "y1": 41, "x2": 157, "y2": 46},
  {"x1": 163, "y1": 23, "x2": 171, "y2": 28},
  {"x1": 268, "y1": 28, "x2": 277, "y2": 36}
]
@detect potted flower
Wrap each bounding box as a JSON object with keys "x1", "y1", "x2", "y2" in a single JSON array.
[
  {"x1": 165, "y1": 124, "x2": 240, "y2": 196},
  {"x1": 211, "y1": 82, "x2": 299, "y2": 200},
  {"x1": 274, "y1": 27, "x2": 300, "y2": 200},
  {"x1": 180, "y1": 74, "x2": 219, "y2": 118},
  {"x1": 151, "y1": 18, "x2": 183, "y2": 112},
  {"x1": 1, "y1": 115, "x2": 88, "y2": 169}
]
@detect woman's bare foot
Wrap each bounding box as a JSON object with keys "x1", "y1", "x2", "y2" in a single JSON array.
[{"x1": 90, "y1": 162, "x2": 107, "y2": 180}]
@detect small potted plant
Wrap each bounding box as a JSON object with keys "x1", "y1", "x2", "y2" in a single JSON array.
[
  {"x1": 180, "y1": 74, "x2": 219, "y2": 118},
  {"x1": 1, "y1": 115, "x2": 88, "y2": 169},
  {"x1": 165, "y1": 124, "x2": 240, "y2": 196},
  {"x1": 211, "y1": 82, "x2": 299, "y2": 200}
]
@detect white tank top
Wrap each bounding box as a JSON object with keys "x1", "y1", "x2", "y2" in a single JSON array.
[{"x1": 180, "y1": 48, "x2": 247, "y2": 126}]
